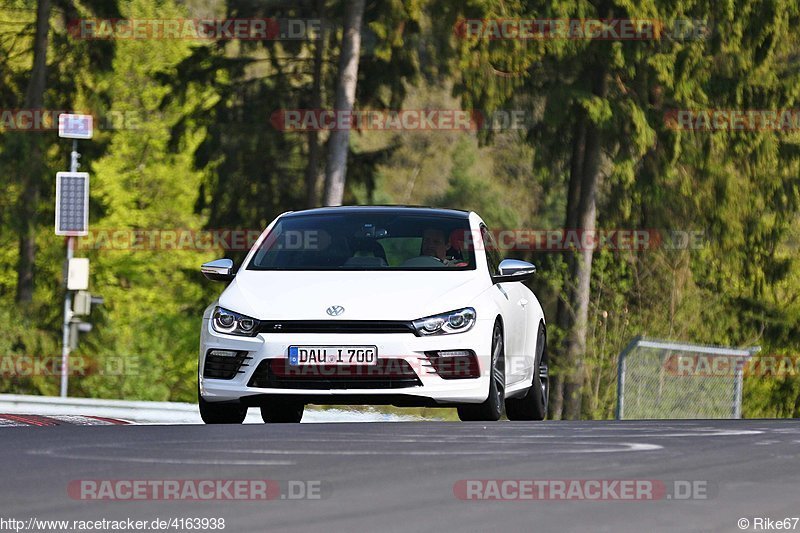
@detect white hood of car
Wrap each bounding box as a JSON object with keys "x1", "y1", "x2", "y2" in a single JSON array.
[{"x1": 218, "y1": 270, "x2": 487, "y2": 321}]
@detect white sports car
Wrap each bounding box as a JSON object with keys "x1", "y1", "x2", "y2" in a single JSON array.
[{"x1": 198, "y1": 206, "x2": 548, "y2": 423}]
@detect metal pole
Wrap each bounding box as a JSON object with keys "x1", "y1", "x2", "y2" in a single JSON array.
[
  {"x1": 60, "y1": 139, "x2": 80, "y2": 398},
  {"x1": 616, "y1": 356, "x2": 626, "y2": 420},
  {"x1": 616, "y1": 336, "x2": 642, "y2": 420},
  {"x1": 733, "y1": 361, "x2": 743, "y2": 419},
  {"x1": 60, "y1": 236, "x2": 74, "y2": 398},
  {"x1": 70, "y1": 139, "x2": 79, "y2": 173}
]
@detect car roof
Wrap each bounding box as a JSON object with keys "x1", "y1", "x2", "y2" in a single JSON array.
[{"x1": 281, "y1": 205, "x2": 471, "y2": 219}]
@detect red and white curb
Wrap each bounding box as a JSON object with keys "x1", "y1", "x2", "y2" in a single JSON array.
[{"x1": 0, "y1": 414, "x2": 130, "y2": 427}]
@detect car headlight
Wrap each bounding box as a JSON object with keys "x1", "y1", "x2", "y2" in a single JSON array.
[
  {"x1": 412, "y1": 308, "x2": 476, "y2": 336},
  {"x1": 211, "y1": 307, "x2": 259, "y2": 337}
]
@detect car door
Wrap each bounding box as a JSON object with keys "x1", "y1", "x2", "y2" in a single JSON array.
[{"x1": 480, "y1": 225, "x2": 529, "y2": 385}]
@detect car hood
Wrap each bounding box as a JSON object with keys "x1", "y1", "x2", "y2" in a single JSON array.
[{"x1": 218, "y1": 269, "x2": 486, "y2": 321}]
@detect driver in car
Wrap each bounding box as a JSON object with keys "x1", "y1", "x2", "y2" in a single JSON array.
[
  {"x1": 421, "y1": 228, "x2": 467, "y2": 266},
  {"x1": 421, "y1": 228, "x2": 448, "y2": 261}
]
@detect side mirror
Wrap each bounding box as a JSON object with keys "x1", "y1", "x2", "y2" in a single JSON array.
[
  {"x1": 201, "y1": 258, "x2": 235, "y2": 282},
  {"x1": 493, "y1": 258, "x2": 536, "y2": 283}
]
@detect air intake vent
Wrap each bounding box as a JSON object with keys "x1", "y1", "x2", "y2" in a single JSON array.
[
  {"x1": 248, "y1": 359, "x2": 422, "y2": 389},
  {"x1": 203, "y1": 350, "x2": 251, "y2": 379}
]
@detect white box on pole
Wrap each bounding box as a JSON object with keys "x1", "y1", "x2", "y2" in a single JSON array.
[{"x1": 66, "y1": 258, "x2": 90, "y2": 291}]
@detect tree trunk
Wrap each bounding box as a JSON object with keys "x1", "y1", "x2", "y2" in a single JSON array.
[
  {"x1": 561, "y1": 69, "x2": 608, "y2": 420},
  {"x1": 549, "y1": 117, "x2": 586, "y2": 420},
  {"x1": 322, "y1": 0, "x2": 364, "y2": 206},
  {"x1": 15, "y1": 0, "x2": 51, "y2": 303},
  {"x1": 305, "y1": 0, "x2": 326, "y2": 208}
]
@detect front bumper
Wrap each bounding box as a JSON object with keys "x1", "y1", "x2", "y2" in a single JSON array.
[{"x1": 199, "y1": 317, "x2": 493, "y2": 405}]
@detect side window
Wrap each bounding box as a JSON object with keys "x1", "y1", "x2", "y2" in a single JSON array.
[{"x1": 480, "y1": 225, "x2": 501, "y2": 276}]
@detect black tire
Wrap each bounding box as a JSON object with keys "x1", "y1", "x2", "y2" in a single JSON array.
[
  {"x1": 457, "y1": 322, "x2": 505, "y2": 422},
  {"x1": 505, "y1": 322, "x2": 548, "y2": 421},
  {"x1": 199, "y1": 392, "x2": 247, "y2": 424},
  {"x1": 260, "y1": 399, "x2": 304, "y2": 423}
]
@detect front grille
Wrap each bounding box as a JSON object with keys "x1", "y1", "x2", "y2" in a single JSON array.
[
  {"x1": 248, "y1": 359, "x2": 422, "y2": 389},
  {"x1": 203, "y1": 350, "x2": 252, "y2": 379},
  {"x1": 256, "y1": 320, "x2": 415, "y2": 335}
]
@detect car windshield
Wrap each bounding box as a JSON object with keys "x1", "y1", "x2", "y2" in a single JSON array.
[{"x1": 247, "y1": 212, "x2": 475, "y2": 271}]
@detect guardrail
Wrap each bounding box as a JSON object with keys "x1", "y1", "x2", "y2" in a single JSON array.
[{"x1": 0, "y1": 394, "x2": 421, "y2": 424}]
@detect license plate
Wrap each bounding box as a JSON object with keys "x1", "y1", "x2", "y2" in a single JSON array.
[{"x1": 288, "y1": 346, "x2": 378, "y2": 366}]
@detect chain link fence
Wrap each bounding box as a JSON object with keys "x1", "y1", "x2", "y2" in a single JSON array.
[{"x1": 616, "y1": 337, "x2": 760, "y2": 419}]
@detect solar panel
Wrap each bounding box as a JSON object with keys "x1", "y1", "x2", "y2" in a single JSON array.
[{"x1": 55, "y1": 172, "x2": 89, "y2": 236}]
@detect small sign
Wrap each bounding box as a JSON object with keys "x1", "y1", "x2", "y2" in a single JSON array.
[
  {"x1": 58, "y1": 113, "x2": 93, "y2": 139},
  {"x1": 55, "y1": 172, "x2": 89, "y2": 236}
]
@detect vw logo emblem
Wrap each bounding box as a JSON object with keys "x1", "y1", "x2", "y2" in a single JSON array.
[{"x1": 326, "y1": 305, "x2": 345, "y2": 316}]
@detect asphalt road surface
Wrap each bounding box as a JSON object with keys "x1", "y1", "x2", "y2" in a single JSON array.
[{"x1": 2, "y1": 419, "x2": 799, "y2": 533}]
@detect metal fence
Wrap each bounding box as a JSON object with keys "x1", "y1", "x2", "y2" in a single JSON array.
[{"x1": 616, "y1": 337, "x2": 760, "y2": 419}]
